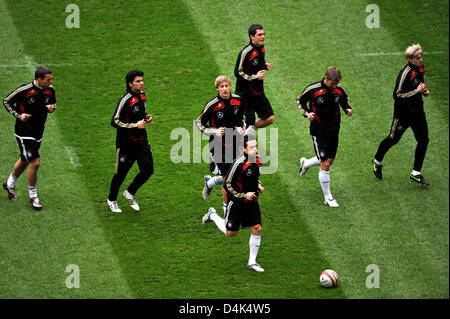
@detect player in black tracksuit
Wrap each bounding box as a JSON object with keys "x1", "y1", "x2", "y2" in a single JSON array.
[
  {"x1": 234, "y1": 24, "x2": 274, "y2": 134},
  {"x1": 107, "y1": 70, "x2": 153, "y2": 213},
  {"x1": 2, "y1": 66, "x2": 56, "y2": 210},
  {"x1": 195, "y1": 76, "x2": 245, "y2": 207},
  {"x1": 201, "y1": 135, "x2": 266, "y2": 272},
  {"x1": 373, "y1": 44, "x2": 430, "y2": 185},
  {"x1": 297, "y1": 67, "x2": 353, "y2": 207}
]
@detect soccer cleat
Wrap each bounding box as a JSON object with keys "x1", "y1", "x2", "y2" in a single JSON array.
[
  {"x1": 324, "y1": 197, "x2": 339, "y2": 207},
  {"x1": 123, "y1": 190, "x2": 140, "y2": 211},
  {"x1": 30, "y1": 197, "x2": 42, "y2": 210},
  {"x1": 202, "y1": 207, "x2": 216, "y2": 224},
  {"x1": 3, "y1": 182, "x2": 17, "y2": 200},
  {"x1": 247, "y1": 263, "x2": 265, "y2": 272},
  {"x1": 410, "y1": 174, "x2": 430, "y2": 186},
  {"x1": 202, "y1": 175, "x2": 212, "y2": 200},
  {"x1": 372, "y1": 160, "x2": 383, "y2": 180},
  {"x1": 107, "y1": 199, "x2": 122, "y2": 213},
  {"x1": 299, "y1": 157, "x2": 308, "y2": 178}
]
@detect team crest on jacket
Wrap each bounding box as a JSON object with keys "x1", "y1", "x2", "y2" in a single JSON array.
[
  {"x1": 335, "y1": 96, "x2": 340, "y2": 103},
  {"x1": 28, "y1": 97, "x2": 35, "y2": 104},
  {"x1": 317, "y1": 97, "x2": 324, "y2": 104},
  {"x1": 133, "y1": 105, "x2": 139, "y2": 113},
  {"x1": 217, "y1": 111, "x2": 224, "y2": 118},
  {"x1": 246, "y1": 169, "x2": 252, "y2": 176},
  {"x1": 252, "y1": 59, "x2": 259, "y2": 66}
]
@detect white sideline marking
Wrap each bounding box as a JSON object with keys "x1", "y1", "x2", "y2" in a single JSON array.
[
  {"x1": 64, "y1": 146, "x2": 81, "y2": 168},
  {"x1": 354, "y1": 51, "x2": 445, "y2": 57},
  {"x1": 0, "y1": 55, "x2": 72, "y2": 70}
]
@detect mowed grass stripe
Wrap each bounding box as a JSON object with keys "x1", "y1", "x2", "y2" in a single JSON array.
[
  {"x1": 184, "y1": 0, "x2": 348, "y2": 298},
  {"x1": 0, "y1": 0, "x2": 133, "y2": 298},
  {"x1": 2, "y1": 0, "x2": 447, "y2": 299},
  {"x1": 185, "y1": 0, "x2": 448, "y2": 298},
  {"x1": 5, "y1": 0, "x2": 271, "y2": 298}
]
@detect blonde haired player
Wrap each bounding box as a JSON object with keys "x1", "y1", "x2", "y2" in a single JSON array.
[
  {"x1": 373, "y1": 44, "x2": 430, "y2": 185},
  {"x1": 195, "y1": 76, "x2": 245, "y2": 215}
]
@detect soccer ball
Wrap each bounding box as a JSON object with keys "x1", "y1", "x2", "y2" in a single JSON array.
[{"x1": 320, "y1": 269, "x2": 339, "y2": 288}]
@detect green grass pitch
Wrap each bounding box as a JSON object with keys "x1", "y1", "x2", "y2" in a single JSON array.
[{"x1": 0, "y1": 0, "x2": 448, "y2": 299}]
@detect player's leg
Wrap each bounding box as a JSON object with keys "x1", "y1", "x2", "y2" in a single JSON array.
[
  {"x1": 202, "y1": 206, "x2": 228, "y2": 235},
  {"x1": 246, "y1": 203, "x2": 264, "y2": 272},
  {"x1": 21, "y1": 139, "x2": 42, "y2": 210},
  {"x1": 202, "y1": 199, "x2": 240, "y2": 237},
  {"x1": 299, "y1": 136, "x2": 321, "y2": 178},
  {"x1": 125, "y1": 143, "x2": 154, "y2": 210},
  {"x1": 315, "y1": 135, "x2": 339, "y2": 207},
  {"x1": 243, "y1": 97, "x2": 257, "y2": 135},
  {"x1": 4, "y1": 137, "x2": 35, "y2": 200},
  {"x1": 107, "y1": 148, "x2": 135, "y2": 212},
  {"x1": 3, "y1": 158, "x2": 28, "y2": 201},
  {"x1": 320, "y1": 158, "x2": 338, "y2": 207},
  {"x1": 221, "y1": 187, "x2": 228, "y2": 216},
  {"x1": 410, "y1": 113, "x2": 430, "y2": 185},
  {"x1": 373, "y1": 117, "x2": 408, "y2": 179},
  {"x1": 202, "y1": 150, "x2": 225, "y2": 200},
  {"x1": 12, "y1": 158, "x2": 28, "y2": 180},
  {"x1": 254, "y1": 95, "x2": 274, "y2": 129}
]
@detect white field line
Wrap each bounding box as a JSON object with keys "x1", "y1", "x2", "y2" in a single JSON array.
[
  {"x1": 0, "y1": 55, "x2": 72, "y2": 69},
  {"x1": 354, "y1": 51, "x2": 445, "y2": 57},
  {"x1": 63, "y1": 145, "x2": 81, "y2": 168}
]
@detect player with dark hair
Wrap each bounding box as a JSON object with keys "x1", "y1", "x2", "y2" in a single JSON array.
[
  {"x1": 3, "y1": 66, "x2": 56, "y2": 210},
  {"x1": 195, "y1": 75, "x2": 245, "y2": 216},
  {"x1": 372, "y1": 44, "x2": 430, "y2": 185},
  {"x1": 234, "y1": 24, "x2": 274, "y2": 134},
  {"x1": 107, "y1": 70, "x2": 154, "y2": 213},
  {"x1": 297, "y1": 66, "x2": 353, "y2": 207},
  {"x1": 202, "y1": 135, "x2": 266, "y2": 272}
]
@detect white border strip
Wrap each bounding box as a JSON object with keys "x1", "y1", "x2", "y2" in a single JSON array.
[{"x1": 354, "y1": 51, "x2": 445, "y2": 57}]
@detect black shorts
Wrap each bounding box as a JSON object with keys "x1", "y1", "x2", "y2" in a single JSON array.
[
  {"x1": 224, "y1": 199, "x2": 262, "y2": 232},
  {"x1": 16, "y1": 135, "x2": 41, "y2": 162},
  {"x1": 210, "y1": 160, "x2": 232, "y2": 176},
  {"x1": 209, "y1": 138, "x2": 242, "y2": 176},
  {"x1": 242, "y1": 94, "x2": 274, "y2": 126},
  {"x1": 312, "y1": 134, "x2": 339, "y2": 161}
]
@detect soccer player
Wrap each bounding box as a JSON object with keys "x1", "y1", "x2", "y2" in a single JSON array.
[
  {"x1": 195, "y1": 76, "x2": 245, "y2": 215},
  {"x1": 202, "y1": 135, "x2": 265, "y2": 272},
  {"x1": 297, "y1": 67, "x2": 353, "y2": 207},
  {"x1": 234, "y1": 24, "x2": 274, "y2": 134},
  {"x1": 372, "y1": 44, "x2": 430, "y2": 185},
  {"x1": 107, "y1": 70, "x2": 154, "y2": 213},
  {"x1": 3, "y1": 66, "x2": 57, "y2": 210}
]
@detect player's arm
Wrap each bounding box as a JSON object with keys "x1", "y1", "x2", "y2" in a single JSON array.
[
  {"x1": 296, "y1": 88, "x2": 314, "y2": 119},
  {"x1": 394, "y1": 69, "x2": 424, "y2": 99},
  {"x1": 111, "y1": 95, "x2": 139, "y2": 129},
  {"x1": 337, "y1": 87, "x2": 353, "y2": 116},
  {"x1": 45, "y1": 87, "x2": 57, "y2": 113},
  {"x1": 258, "y1": 180, "x2": 264, "y2": 193},
  {"x1": 225, "y1": 158, "x2": 247, "y2": 199},
  {"x1": 234, "y1": 48, "x2": 259, "y2": 82},
  {"x1": 195, "y1": 101, "x2": 218, "y2": 135},
  {"x1": 3, "y1": 88, "x2": 24, "y2": 120},
  {"x1": 234, "y1": 97, "x2": 246, "y2": 133}
]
